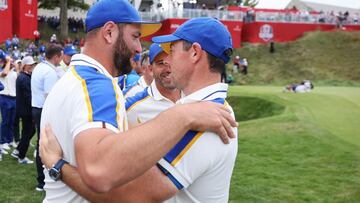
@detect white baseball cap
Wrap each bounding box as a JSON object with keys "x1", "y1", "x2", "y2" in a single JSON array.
[{"x1": 21, "y1": 56, "x2": 36, "y2": 67}]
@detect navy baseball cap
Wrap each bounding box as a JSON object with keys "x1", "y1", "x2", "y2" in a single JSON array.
[
  {"x1": 85, "y1": 0, "x2": 161, "y2": 37},
  {"x1": 64, "y1": 44, "x2": 78, "y2": 56},
  {"x1": 149, "y1": 43, "x2": 164, "y2": 63},
  {"x1": 152, "y1": 17, "x2": 233, "y2": 63}
]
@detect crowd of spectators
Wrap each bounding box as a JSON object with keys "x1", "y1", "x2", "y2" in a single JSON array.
[
  {"x1": 38, "y1": 16, "x2": 85, "y2": 33},
  {"x1": 255, "y1": 9, "x2": 359, "y2": 25}
]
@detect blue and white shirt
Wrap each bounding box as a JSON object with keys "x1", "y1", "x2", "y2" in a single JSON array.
[
  {"x1": 123, "y1": 75, "x2": 149, "y2": 99},
  {"x1": 126, "y1": 82, "x2": 238, "y2": 203},
  {"x1": 41, "y1": 54, "x2": 127, "y2": 203},
  {"x1": 126, "y1": 80, "x2": 175, "y2": 127},
  {"x1": 160, "y1": 83, "x2": 238, "y2": 203}
]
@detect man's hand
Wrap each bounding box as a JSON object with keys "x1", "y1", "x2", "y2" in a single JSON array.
[
  {"x1": 39, "y1": 124, "x2": 64, "y2": 169},
  {"x1": 177, "y1": 101, "x2": 237, "y2": 144},
  {"x1": 5, "y1": 56, "x2": 12, "y2": 63}
]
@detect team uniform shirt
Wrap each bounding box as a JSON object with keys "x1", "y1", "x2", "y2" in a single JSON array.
[
  {"x1": 160, "y1": 83, "x2": 238, "y2": 203},
  {"x1": 126, "y1": 82, "x2": 238, "y2": 203},
  {"x1": 31, "y1": 61, "x2": 58, "y2": 108},
  {"x1": 123, "y1": 75, "x2": 149, "y2": 99},
  {"x1": 41, "y1": 54, "x2": 128, "y2": 203},
  {"x1": 0, "y1": 68, "x2": 17, "y2": 97},
  {"x1": 125, "y1": 80, "x2": 175, "y2": 126}
]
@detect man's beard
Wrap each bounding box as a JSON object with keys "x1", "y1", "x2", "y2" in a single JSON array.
[{"x1": 113, "y1": 33, "x2": 133, "y2": 76}]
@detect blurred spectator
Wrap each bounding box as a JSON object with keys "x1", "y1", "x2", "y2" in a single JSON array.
[
  {"x1": 33, "y1": 30, "x2": 41, "y2": 47},
  {"x1": 57, "y1": 44, "x2": 78, "y2": 78},
  {"x1": 240, "y1": 58, "x2": 248, "y2": 75},
  {"x1": 50, "y1": 34, "x2": 57, "y2": 44},
  {"x1": 12, "y1": 47, "x2": 21, "y2": 60},
  {"x1": 0, "y1": 51, "x2": 18, "y2": 154},
  {"x1": 5, "y1": 39, "x2": 12, "y2": 51},
  {"x1": 12, "y1": 56, "x2": 37, "y2": 164},
  {"x1": 284, "y1": 80, "x2": 314, "y2": 93},
  {"x1": 233, "y1": 55, "x2": 240, "y2": 73},
  {"x1": 12, "y1": 34, "x2": 19, "y2": 48},
  {"x1": 31, "y1": 44, "x2": 63, "y2": 191}
]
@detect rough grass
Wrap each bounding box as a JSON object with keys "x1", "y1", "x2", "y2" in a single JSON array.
[{"x1": 230, "y1": 31, "x2": 360, "y2": 86}]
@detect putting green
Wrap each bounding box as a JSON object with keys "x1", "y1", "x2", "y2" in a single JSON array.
[{"x1": 229, "y1": 86, "x2": 360, "y2": 146}]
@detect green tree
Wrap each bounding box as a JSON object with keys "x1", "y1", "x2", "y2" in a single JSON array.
[
  {"x1": 38, "y1": 0, "x2": 89, "y2": 40},
  {"x1": 243, "y1": 0, "x2": 259, "y2": 7},
  {"x1": 225, "y1": 0, "x2": 259, "y2": 7}
]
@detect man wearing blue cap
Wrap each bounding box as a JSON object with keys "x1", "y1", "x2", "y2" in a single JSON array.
[
  {"x1": 126, "y1": 43, "x2": 180, "y2": 127},
  {"x1": 56, "y1": 44, "x2": 78, "y2": 78},
  {"x1": 122, "y1": 47, "x2": 156, "y2": 98},
  {"x1": 40, "y1": 1, "x2": 236, "y2": 202},
  {"x1": 150, "y1": 17, "x2": 238, "y2": 202}
]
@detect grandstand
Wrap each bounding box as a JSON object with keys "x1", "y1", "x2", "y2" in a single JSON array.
[{"x1": 1, "y1": 0, "x2": 360, "y2": 47}]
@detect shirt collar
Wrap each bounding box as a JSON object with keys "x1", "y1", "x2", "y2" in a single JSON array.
[
  {"x1": 70, "y1": 54, "x2": 113, "y2": 79},
  {"x1": 138, "y1": 76, "x2": 149, "y2": 88},
  {"x1": 43, "y1": 60, "x2": 56, "y2": 69},
  {"x1": 148, "y1": 80, "x2": 175, "y2": 103},
  {"x1": 177, "y1": 83, "x2": 228, "y2": 104}
]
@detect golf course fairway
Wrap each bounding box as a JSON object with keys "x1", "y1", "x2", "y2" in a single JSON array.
[{"x1": 228, "y1": 86, "x2": 360, "y2": 202}]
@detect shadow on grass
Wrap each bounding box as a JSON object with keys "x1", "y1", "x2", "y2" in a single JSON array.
[{"x1": 227, "y1": 96, "x2": 285, "y2": 122}]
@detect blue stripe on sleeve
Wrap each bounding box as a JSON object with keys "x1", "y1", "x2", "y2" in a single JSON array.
[
  {"x1": 157, "y1": 163, "x2": 184, "y2": 190},
  {"x1": 163, "y1": 98, "x2": 225, "y2": 164},
  {"x1": 74, "y1": 65, "x2": 120, "y2": 128},
  {"x1": 125, "y1": 87, "x2": 149, "y2": 110}
]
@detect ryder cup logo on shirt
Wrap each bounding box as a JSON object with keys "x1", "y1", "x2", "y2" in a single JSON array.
[
  {"x1": 259, "y1": 24, "x2": 274, "y2": 42},
  {"x1": 0, "y1": 0, "x2": 8, "y2": 10}
]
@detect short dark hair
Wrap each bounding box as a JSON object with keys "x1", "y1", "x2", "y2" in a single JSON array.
[
  {"x1": 45, "y1": 44, "x2": 63, "y2": 59},
  {"x1": 141, "y1": 51, "x2": 150, "y2": 66},
  {"x1": 182, "y1": 41, "x2": 225, "y2": 74}
]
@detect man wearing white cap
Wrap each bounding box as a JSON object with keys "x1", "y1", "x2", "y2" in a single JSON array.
[
  {"x1": 12, "y1": 56, "x2": 36, "y2": 164},
  {"x1": 39, "y1": 0, "x2": 236, "y2": 202}
]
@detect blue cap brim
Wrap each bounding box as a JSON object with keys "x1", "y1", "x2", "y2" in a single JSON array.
[
  {"x1": 64, "y1": 50, "x2": 77, "y2": 56},
  {"x1": 150, "y1": 48, "x2": 164, "y2": 63}
]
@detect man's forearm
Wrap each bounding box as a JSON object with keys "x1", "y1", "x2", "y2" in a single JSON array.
[
  {"x1": 61, "y1": 164, "x2": 109, "y2": 203},
  {"x1": 61, "y1": 164, "x2": 175, "y2": 203},
  {"x1": 76, "y1": 106, "x2": 191, "y2": 192}
]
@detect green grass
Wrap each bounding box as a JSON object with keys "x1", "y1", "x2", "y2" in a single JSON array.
[
  {"x1": 228, "y1": 86, "x2": 360, "y2": 202},
  {"x1": 0, "y1": 137, "x2": 45, "y2": 202},
  {"x1": 0, "y1": 86, "x2": 359, "y2": 202},
  {"x1": 229, "y1": 31, "x2": 360, "y2": 86}
]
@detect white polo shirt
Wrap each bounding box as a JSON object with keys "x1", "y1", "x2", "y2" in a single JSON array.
[
  {"x1": 31, "y1": 61, "x2": 58, "y2": 108},
  {"x1": 160, "y1": 83, "x2": 238, "y2": 203},
  {"x1": 123, "y1": 75, "x2": 149, "y2": 99},
  {"x1": 41, "y1": 54, "x2": 127, "y2": 203},
  {"x1": 0, "y1": 68, "x2": 17, "y2": 97},
  {"x1": 127, "y1": 82, "x2": 238, "y2": 203},
  {"x1": 126, "y1": 80, "x2": 175, "y2": 126}
]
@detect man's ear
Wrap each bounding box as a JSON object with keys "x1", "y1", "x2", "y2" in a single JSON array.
[
  {"x1": 190, "y1": 42, "x2": 203, "y2": 63},
  {"x1": 101, "y1": 21, "x2": 118, "y2": 44}
]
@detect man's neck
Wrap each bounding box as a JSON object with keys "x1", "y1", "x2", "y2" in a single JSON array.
[
  {"x1": 156, "y1": 82, "x2": 180, "y2": 103},
  {"x1": 182, "y1": 71, "x2": 221, "y2": 96},
  {"x1": 46, "y1": 59, "x2": 56, "y2": 67},
  {"x1": 83, "y1": 45, "x2": 116, "y2": 76},
  {"x1": 143, "y1": 74, "x2": 152, "y2": 86}
]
